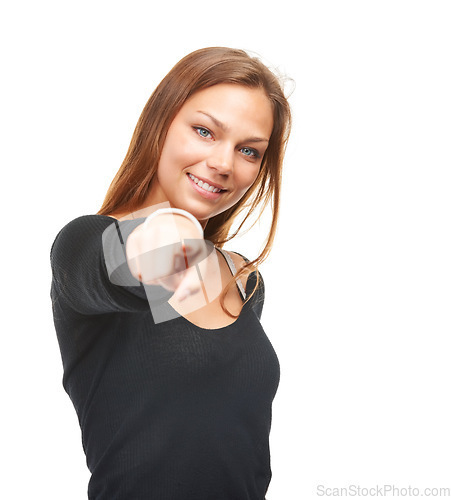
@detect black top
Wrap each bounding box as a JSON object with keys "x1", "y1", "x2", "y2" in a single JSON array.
[{"x1": 50, "y1": 215, "x2": 280, "y2": 500}]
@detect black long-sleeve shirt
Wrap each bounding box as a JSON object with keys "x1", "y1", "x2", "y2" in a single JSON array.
[{"x1": 50, "y1": 215, "x2": 280, "y2": 500}]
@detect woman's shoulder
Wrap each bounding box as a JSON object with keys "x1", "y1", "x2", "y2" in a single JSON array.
[
  {"x1": 221, "y1": 249, "x2": 255, "y2": 274},
  {"x1": 221, "y1": 249, "x2": 263, "y2": 294},
  {"x1": 61, "y1": 214, "x2": 116, "y2": 228},
  {"x1": 224, "y1": 251, "x2": 265, "y2": 318},
  {"x1": 54, "y1": 214, "x2": 115, "y2": 235},
  {"x1": 50, "y1": 215, "x2": 119, "y2": 260}
]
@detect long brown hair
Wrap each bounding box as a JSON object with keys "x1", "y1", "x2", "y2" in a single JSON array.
[{"x1": 98, "y1": 47, "x2": 292, "y2": 317}]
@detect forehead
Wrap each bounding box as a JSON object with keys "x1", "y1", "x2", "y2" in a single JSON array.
[{"x1": 179, "y1": 84, "x2": 274, "y2": 139}]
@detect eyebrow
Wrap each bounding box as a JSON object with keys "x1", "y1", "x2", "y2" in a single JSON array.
[{"x1": 196, "y1": 111, "x2": 270, "y2": 143}]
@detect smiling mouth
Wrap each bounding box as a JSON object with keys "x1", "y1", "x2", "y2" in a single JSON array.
[{"x1": 187, "y1": 173, "x2": 226, "y2": 193}]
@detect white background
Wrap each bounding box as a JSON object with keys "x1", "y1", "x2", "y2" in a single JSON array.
[{"x1": 1, "y1": 1, "x2": 450, "y2": 498}]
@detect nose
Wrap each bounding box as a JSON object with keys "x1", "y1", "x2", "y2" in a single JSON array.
[{"x1": 206, "y1": 143, "x2": 234, "y2": 175}]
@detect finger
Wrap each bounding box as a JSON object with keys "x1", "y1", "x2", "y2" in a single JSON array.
[
  {"x1": 182, "y1": 239, "x2": 210, "y2": 267},
  {"x1": 136, "y1": 244, "x2": 180, "y2": 283},
  {"x1": 172, "y1": 266, "x2": 202, "y2": 302},
  {"x1": 155, "y1": 272, "x2": 184, "y2": 291}
]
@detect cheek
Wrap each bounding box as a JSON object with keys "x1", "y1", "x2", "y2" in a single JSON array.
[
  {"x1": 158, "y1": 138, "x2": 195, "y2": 179},
  {"x1": 161, "y1": 133, "x2": 200, "y2": 171},
  {"x1": 235, "y1": 166, "x2": 261, "y2": 191}
]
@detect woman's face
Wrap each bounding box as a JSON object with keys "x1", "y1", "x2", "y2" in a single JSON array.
[{"x1": 146, "y1": 83, "x2": 274, "y2": 225}]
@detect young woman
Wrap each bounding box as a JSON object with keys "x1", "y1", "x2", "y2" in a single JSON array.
[{"x1": 50, "y1": 47, "x2": 291, "y2": 499}]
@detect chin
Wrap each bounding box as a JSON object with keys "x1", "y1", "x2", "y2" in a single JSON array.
[
  {"x1": 174, "y1": 198, "x2": 224, "y2": 221},
  {"x1": 189, "y1": 208, "x2": 219, "y2": 224}
]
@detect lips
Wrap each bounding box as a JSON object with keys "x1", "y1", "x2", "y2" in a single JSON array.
[
  {"x1": 186, "y1": 173, "x2": 227, "y2": 200},
  {"x1": 187, "y1": 173, "x2": 227, "y2": 193}
]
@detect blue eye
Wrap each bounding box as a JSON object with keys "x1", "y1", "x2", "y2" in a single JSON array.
[
  {"x1": 194, "y1": 127, "x2": 212, "y2": 139},
  {"x1": 240, "y1": 147, "x2": 259, "y2": 158}
]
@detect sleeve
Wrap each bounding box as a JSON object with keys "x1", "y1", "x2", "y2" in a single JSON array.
[{"x1": 50, "y1": 215, "x2": 152, "y2": 315}]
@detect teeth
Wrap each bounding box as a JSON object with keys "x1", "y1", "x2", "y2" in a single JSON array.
[{"x1": 188, "y1": 173, "x2": 221, "y2": 193}]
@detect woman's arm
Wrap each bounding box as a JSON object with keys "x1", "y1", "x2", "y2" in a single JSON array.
[
  {"x1": 50, "y1": 215, "x2": 150, "y2": 315},
  {"x1": 50, "y1": 212, "x2": 209, "y2": 315}
]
